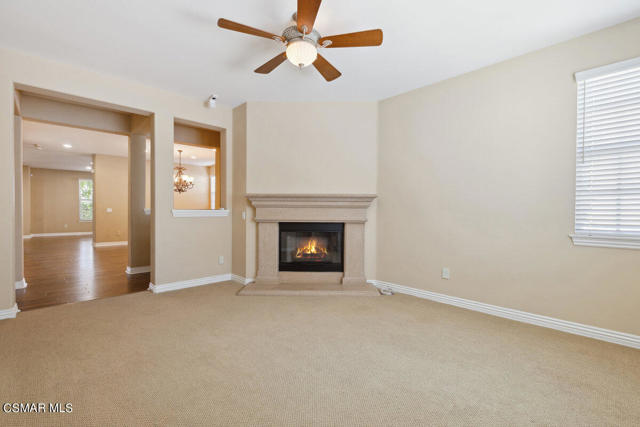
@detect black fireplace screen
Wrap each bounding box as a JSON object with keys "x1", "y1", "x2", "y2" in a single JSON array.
[{"x1": 279, "y1": 222, "x2": 344, "y2": 272}]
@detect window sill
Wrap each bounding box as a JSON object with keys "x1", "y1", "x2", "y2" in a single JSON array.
[
  {"x1": 570, "y1": 234, "x2": 640, "y2": 250},
  {"x1": 172, "y1": 209, "x2": 229, "y2": 218}
]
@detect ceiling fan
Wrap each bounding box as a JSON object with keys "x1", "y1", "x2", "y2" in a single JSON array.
[{"x1": 217, "y1": 0, "x2": 383, "y2": 82}]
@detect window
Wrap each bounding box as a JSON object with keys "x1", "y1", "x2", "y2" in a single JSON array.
[
  {"x1": 572, "y1": 57, "x2": 640, "y2": 249},
  {"x1": 171, "y1": 120, "x2": 227, "y2": 217},
  {"x1": 79, "y1": 179, "x2": 93, "y2": 221}
]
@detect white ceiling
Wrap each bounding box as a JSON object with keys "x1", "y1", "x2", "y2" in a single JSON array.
[
  {"x1": 23, "y1": 120, "x2": 215, "y2": 171},
  {"x1": 1, "y1": 1, "x2": 639, "y2": 107}
]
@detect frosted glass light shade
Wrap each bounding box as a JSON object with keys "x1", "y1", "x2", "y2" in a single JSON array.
[{"x1": 286, "y1": 40, "x2": 317, "y2": 68}]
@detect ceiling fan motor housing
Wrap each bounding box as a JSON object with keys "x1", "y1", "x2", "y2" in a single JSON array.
[{"x1": 282, "y1": 25, "x2": 321, "y2": 46}]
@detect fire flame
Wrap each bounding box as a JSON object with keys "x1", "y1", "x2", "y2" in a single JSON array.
[{"x1": 295, "y1": 239, "x2": 328, "y2": 259}]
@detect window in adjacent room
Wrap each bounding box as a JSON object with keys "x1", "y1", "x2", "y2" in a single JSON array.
[
  {"x1": 572, "y1": 57, "x2": 640, "y2": 249},
  {"x1": 79, "y1": 178, "x2": 93, "y2": 222}
]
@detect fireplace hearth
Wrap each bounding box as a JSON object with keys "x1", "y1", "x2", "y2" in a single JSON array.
[{"x1": 279, "y1": 222, "x2": 344, "y2": 272}]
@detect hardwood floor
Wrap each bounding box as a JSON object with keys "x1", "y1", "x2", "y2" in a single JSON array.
[{"x1": 17, "y1": 236, "x2": 149, "y2": 311}]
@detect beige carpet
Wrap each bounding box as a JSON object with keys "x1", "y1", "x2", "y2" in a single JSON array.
[{"x1": 0, "y1": 282, "x2": 638, "y2": 426}]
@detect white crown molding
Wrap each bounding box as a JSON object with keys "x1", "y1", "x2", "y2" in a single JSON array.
[
  {"x1": 0, "y1": 304, "x2": 19, "y2": 320},
  {"x1": 172, "y1": 209, "x2": 229, "y2": 218},
  {"x1": 570, "y1": 234, "x2": 640, "y2": 250},
  {"x1": 231, "y1": 274, "x2": 254, "y2": 285},
  {"x1": 93, "y1": 241, "x2": 127, "y2": 247},
  {"x1": 126, "y1": 265, "x2": 151, "y2": 275},
  {"x1": 368, "y1": 280, "x2": 640, "y2": 350},
  {"x1": 148, "y1": 273, "x2": 231, "y2": 293},
  {"x1": 14, "y1": 278, "x2": 27, "y2": 289},
  {"x1": 27, "y1": 232, "x2": 93, "y2": 238}
]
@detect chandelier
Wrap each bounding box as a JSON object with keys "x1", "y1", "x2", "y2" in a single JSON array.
[{"x1": 173, "y1": 149, "x2": 194, "y2": 193}]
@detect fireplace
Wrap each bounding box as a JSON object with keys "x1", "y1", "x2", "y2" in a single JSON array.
[{"x1": 279, "y1": 222, "x2": 344, "y2": 272}]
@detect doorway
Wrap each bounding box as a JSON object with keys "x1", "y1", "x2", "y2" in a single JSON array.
[{"x1": 14, "y1": 91, "x2": 152, "y2": 310}]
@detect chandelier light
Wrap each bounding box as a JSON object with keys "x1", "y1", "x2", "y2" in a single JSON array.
[{"x1": 173, "y1": 149, "x2": 194, "y2": 193}]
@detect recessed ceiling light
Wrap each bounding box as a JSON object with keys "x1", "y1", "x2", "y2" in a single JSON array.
[
  {"x1": 63, "y1": 143, "x2": 72, "y2": 149},
  {"x1": 191, "y1": 155, "x2": 197, "y2": 159}
]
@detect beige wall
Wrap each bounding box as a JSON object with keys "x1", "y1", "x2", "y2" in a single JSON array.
[
  {"x1": 29, "y1": 168, "x2": 93, "y2": 234},
  {"x1": 0, "y1": 45, "x2": 233, "y2": 310},
  {"x1": 128, "y1": 134, "x2": 150, "y2": 268},
  {"x1": 22, "y1": 166, "x2": 30, "y2": 235},
  {"x1": 173, "y1": 163, "x2": 211, "y2": 210},
  {"x1": 175, "y1": 123, "x2": 220, "y2": 147},
  {"x1": 145, "y1": 159, "x2": 151, "y2": 211},
  {"x1": 377, "y1": 18, "x2": 640, "y2": 335},
  {"x1": 241, "y1": 101, "x2": 378, "y2": 280},
  {"x1": 94, "y1": 154, "x2": 128, "y2": 243},
  {"x1": 246, "y1": 102, "x2": 378, "y2": 194},
  {"x1": 231, "y1": 104, "x2": 248, "y2": 278}
]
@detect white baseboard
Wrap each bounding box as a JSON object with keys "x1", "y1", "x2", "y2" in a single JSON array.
[
  {"x1": 126, "y1": 265, "x2": 151, "y2": 275},
  {"x1": 231, "y1": 274, "x2": 254, "y2": 285},
  {"x1": 93, "y1": 241, "x2": 127, "y2": 247},
  {"x1": 149, "y1": 273, "x2": 232, "y2": 294},
  {"x1": 14, "y1": 278, "x2": 27, "y2": 289},
  {"x1": 0, "y1": 304, "x2": 19, "y2": 320},
  {"x1": 368, "y1": 279, "x2": 640, "y2": 350},
  {"x1": 28, "y1": 232, "x2": 92, "y2": 238}
]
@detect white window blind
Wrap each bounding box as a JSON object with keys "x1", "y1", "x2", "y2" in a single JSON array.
[{"x1": 574, "y1": 57, "x2": 640, "y2": 248}]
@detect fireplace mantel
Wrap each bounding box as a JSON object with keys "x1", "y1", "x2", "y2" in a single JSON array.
[
  {"x1": 247, "y1": 194, "x2": 376, "y2": 223},
  {"x1": 244, "y1": 194, "x2": 378, "y2": 295}
]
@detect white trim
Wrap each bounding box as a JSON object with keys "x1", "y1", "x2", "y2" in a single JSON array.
[
  {"x1": 231, "y1": 274, "x2": 254, "y2": 285},
  {"x1": 575, "y1": 56, "x2": 640, "y2": 81},
  {"x1": 93, "y1": 241, "x2": 127, "y2": 247},
  {"x1": 28, "y1": 232, "x2": 93, "y2": 238},
  {"x1": 172, "y1": 209, "x2": 229, "y2": 218},
  {"x1": 148, "y1": 273, "x2": 232, "y2": 293},
  {"x1": 126, "y1": 265, "x2": 151, "y2": 275},
  {"x1": 570, "y1": 234, "x2": 640, "y2": 250},
  {"x1": 14, "y1": 278, "x2": 27, "y2": 289},
  {"x1": 367, "y1": 280, "x2": 640, "y2": 350},
  {"x1": 23, "y1": 234, "x2": 32, "y2": 239},
  {"x1": 0, "y1": 304, "x2": 19, "y2": 320}
]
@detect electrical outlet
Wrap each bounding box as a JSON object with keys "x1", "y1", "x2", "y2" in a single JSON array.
[
  {"x1": 106, "y1": 208, "x2": 113, "y2": 213},
  {"x1": 442, "y1": 267, "x2": 450, "y2": 280},
  {"x1": 218, "y1": 255, "x2": 224, "y2": 265},
  {"x1": 241, "y1": 210, "x2": 246, "y2": 220}
]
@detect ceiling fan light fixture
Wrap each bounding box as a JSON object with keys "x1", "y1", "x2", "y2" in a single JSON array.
[{"x1": 286, "y1": 39, "x2": 317, "y2": 68}]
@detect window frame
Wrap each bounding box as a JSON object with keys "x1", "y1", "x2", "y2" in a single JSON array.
[
  {"x1": 78, "y1": 178, "x2": 94, "y2": 222},
  {"x1": 570, "y1": 56, "x2": 640, "y2": 250}
]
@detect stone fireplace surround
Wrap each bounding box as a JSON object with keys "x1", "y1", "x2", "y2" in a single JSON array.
[{"x1": 240, "y1": 194, "x2": 379, "y2": 296}]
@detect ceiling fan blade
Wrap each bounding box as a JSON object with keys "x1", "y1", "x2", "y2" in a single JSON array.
[
  {"x1": 254, "y1": 52, "x2": 288, "y2": 74},
  {"x1": 319, "y1": 29, "x2": 383, "y2": 48},
  {"x1": 313, "y1": 54, "x2": 341, "y2": 82},
  {"x1": 217, "y1": 18, "x2": 284, "y2": 42},
  {"x1": 297, "y1": 0, "x2": 322, "y2": 33}
]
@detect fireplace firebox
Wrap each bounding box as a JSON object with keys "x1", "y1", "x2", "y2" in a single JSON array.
[{"x1": 279, "y1": 222, "x2": 344, "y2": 272}]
